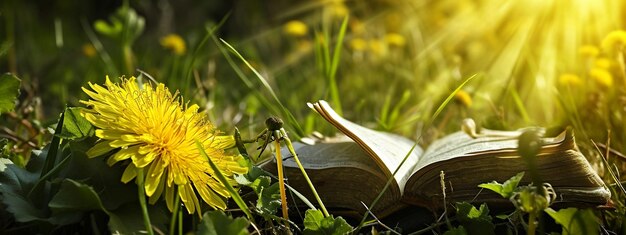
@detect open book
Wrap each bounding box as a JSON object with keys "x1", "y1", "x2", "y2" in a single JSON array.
[{"x1": 268, "y1": 100, "x2": 611, "y2": 217}]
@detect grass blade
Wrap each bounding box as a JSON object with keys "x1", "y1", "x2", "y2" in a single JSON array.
[
  {"x1": 219, "y1": 39, "x2": 305, "y2": 138},
  {"x1": 195, "y1": 141, "x2": 253, "y2": 220},
  {"x1": 326, "y1": 16, "x2": 349, "y2": 116}
]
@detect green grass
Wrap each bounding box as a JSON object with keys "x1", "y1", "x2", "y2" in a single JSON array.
[{"x1": 1, "y1": 0, "x2": 625, "y2": 234}]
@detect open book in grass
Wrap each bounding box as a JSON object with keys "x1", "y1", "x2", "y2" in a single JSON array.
[{"x1": 268, "y1": 100, "x2": 611, "y2": 217}]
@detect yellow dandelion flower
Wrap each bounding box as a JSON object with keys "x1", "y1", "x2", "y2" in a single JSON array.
[
  {"x1": 589, "y1": 68, "x2": 613, "y2": 87},
  {"x1": 385, "y1": 33, "x2": 406, "y2": 47},
  {"x1": 369, "y1": 39, "x2": 387, "y2": 56},
  {"x1": 578, "y1": 45, "x2": 599, "y2": 58},
  {"x1": 350, "y1": 19, "x2": 365, "y2": 35},
  {"x1": 601, "y1": 30, "x2": 626, "y2": 52},
  {"x1": 594, "y1": 57, "x2": 613, "y2": 69},
  {"x1": 82, "y1": 44, "x2": 97, "y2": 58},
  {"x1": 284, "y1": 20, "x2": 308, "y2": 37},
  {"x1": 160, "y1": 34, "x2": 186, "y2": 55},
  {"x1": 558, "y1": 74, "x2": 582, "y2": 87},
  {"x1": 455, "y1": 90, "x2": 473, "y2": 107},
  {"x1": 328, "y1": 3, "x2": 349, "y2": 18},
  {"x1": 349, "y1": 38, "x2": 367, "y2": 51},
  {"x1": 80, "y1": 76, "x2": 247, "y2": 215}
]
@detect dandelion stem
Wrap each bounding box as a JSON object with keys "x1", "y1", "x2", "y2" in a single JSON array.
[
  {"x1": 527, "y1": 213, "x2": 537, "y2": 235},
  {"x1": 178, "y1": 206, "x2": 183, "y2": 235},
  {"x1": 280, "y1": 129, "x2": 329, "y2": 217},
  {"x1": 136, "y1": 168, "x2": 154, "y2": 235},
  {"x1": 274, "y1": 137, "x2": 290, "y2": 227},
  {"x1": 169, "y1": 193, "x2": 181, "y2": 235}
]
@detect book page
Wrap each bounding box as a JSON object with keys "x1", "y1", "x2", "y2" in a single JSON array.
[
  {"x1": 310, "y1": 100, "x2": 423, "y2": 194},
  {"x1": 413, "y1": 128, "x2": 565, "y2": 173},
  {"x1": 280, "y1": 139, "x2": 388, "y2": 179}
]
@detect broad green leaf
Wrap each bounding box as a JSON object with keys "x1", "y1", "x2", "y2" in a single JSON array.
[
  {"x1": 0, "y1": 73, "x2": 20, "y2": 114},
  {"x1": 47, "y1": 179, "x2": 107, "y2": 225},
  {"x1": 0, "y1": 156, "x2": 45, "y2": 223},
  {"x1": 49, "y1": 179, "x2": 106, "y2": 212},
  {"x1": 303, "y1": 209, "x2": 353, "y2": 235},
  {"x1": 58, "y1": 107, "x2": 95, "y2": 140},
  {"x1": 478, "y1": 172, "x2": 525, "y2": 198},
  {"x1": 545, "y1": 208, "x2": 599, "y2": 235},
  {"x1": 455, "y1": 202, "x2": 495, "y2": 235},
  {"x1": 197, "y1": 211, "x2": 250, "y2": 235},
  {"x1": 65, "y1": 138, "x2": 136, "y2": 210}
]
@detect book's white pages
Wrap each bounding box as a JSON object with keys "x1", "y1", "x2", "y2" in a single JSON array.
[{"x1": 309, "y1": 100, "x2": 423, "y2": 194}]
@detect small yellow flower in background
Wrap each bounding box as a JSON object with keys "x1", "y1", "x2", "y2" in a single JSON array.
[
  {"x1": 349, "y1": 38, "x2": 367, "y2": 51},
  {"x1": 594, "y1": 57, "x2": 613, "y2": 69},
  {"x1": 297, "y1": 40, "x2": 313, "y2": 52},
  {"x1": 328, "y1": 2, "x2": 349, "y2": 18},
  {"x1": 578, "y1": 45, "x2": 599, "y2": 58},
  {"x1": 350, "y1": 19, "x2": 365, "y2": 35},
  {"x1": 81, "y1": 76, "x2": 247, "y2": 215},
  {"x1": 82, "y1": 44, "x2": 97, "y2": 58},
  {"x1": 601, "y1": 30, "x2": 626, "y2": 52},
  {"x1": 558, "y1": 73, "x2": 582, "y2": 87},
  {"x1": 589, "y1": 68, "x2": 613, "y2": 87},
  {"x1": 455, "y1": 90, "x2": 473, "y2": 107},
  {"x1": 369, "y1": 39, "x2": 387, "y2": 56},
  {"x1": 160, "y1": 34, "x2": 186, "y2": 55},
  {"x1": 283, "y1": 20, "x2": 308, "y2": 37},
  {"x1": 385, "y1": 33, "x2": 406, "y2": 47}
]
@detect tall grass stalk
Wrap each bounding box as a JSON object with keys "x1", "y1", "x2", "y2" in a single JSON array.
[
  {"x1": 219, "y1": 39, "x2": 305, "y2": 138},
  {"x1": 325, "y1": 16, "x2": 349, "y2": 116},
  {"x1": 182, "y1": 13, "x2": 230, "y2": 97},
  {"x1": 280, "y1": 129, "x2": 329, "y2": 217}
]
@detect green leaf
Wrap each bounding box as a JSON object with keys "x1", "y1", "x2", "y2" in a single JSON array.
[
  {"x1": 94, "y1": 19, "x2": 123, "y2": 37},
  {"x1": 107, "y1": 201, "x2": 169, "y2": 235},
  {"x1": 0, "y1": 156, "x2": 46, "y2": 223},
  {"x1": 443, "y1": 226, "x2": 468, "y2": 235},
  {"x1": 455, "y1": 202, "x2": 495, "y2": 235},
  {"x1": 49, "y1": 179, "x2": 106, "y2": 212},
  {"x1": 197, "y1": 211, "x2": 250, "y2": 235},
  {"x1": 256, "y1": 178, "x2": 281, "y2": 216},
  {"x1": 0, "y1": 73, "x2": 21, "y2": 114},
  {"x1": 545, "y1": 208, "x2": 599, "y2": 235},
  {"x1": 47, "y1": 178, "x2": 108, "y2": 225},
  {"x1": 235, "y1": 170, "x2": 281, "y2": 216},
  {"x1": 58, "y1": 107, "x2": 95, "y2": 140},
  {"x1": 303, "y1": 209, "x2": 353, "y2": 235},
  {"x1": 478, "y1": 172, "x2": 525, "y2": 199},
  {"x1": 65, "y1": 138, "x2": 136, "y2": 210},
  {"x1": 93, "y1": 7, "x2": 144, "y2": 43}
]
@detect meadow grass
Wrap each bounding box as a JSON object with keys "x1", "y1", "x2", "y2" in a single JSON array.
[{"x1": 1, "y1": 0, "x2": 626, "y2": 234}]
